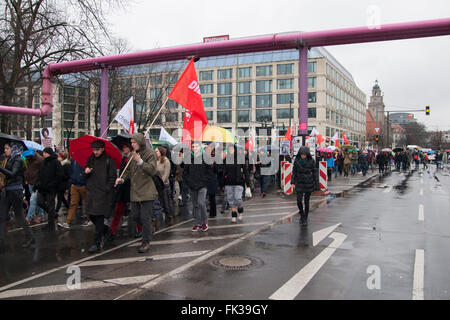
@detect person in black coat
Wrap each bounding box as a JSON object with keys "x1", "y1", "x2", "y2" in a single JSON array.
[
  {"x1": 223, "y1": 144, "x2": 249, "y2": 223},
  {"x1": 0, "y1": 142, "x2": 35, "y2": 252},
  {"x1": 55, "y1": 153, "x2": 70, "y2": 216},
  {"x1": 84, "y1": 140, "x2": 117, "y2": 253},
  {"x1": 292, "y1": 146, "x2": 317, "y2": 226},
  {"x1": 36, "y1": 147, "x2": 64, "y2": 232},
  {"x1": 183, "y1": 141, "x2": 213, "y2": 231}
]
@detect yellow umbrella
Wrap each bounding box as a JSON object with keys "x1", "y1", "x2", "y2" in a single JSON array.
[{"x1": 201, "y1": 126, "x2": 237, "y2": 143}]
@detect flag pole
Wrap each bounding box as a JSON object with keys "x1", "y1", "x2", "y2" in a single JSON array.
[{"x1": 117, "y1": 96, "x2": 170, "y2": 182}]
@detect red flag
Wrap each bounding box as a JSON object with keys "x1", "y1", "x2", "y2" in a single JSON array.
[
  {"x1": 284, "y1": 126, "x2": 292, "y2": 141},
  {"x1": 245, "y1": 136, "x2": 255, "y2": 151},
  {"x1": 169, "y1": 59, "x2": 208, "y2": 144},
  {"x1": 316, "y1": 133, "x2": 324, "y2": 146},
  {"x1": 342, "y1": 130, "x2": 349, "y2": 144}
]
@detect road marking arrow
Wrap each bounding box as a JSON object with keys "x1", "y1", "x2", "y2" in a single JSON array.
[
  {"x1": 269, "y1": 232, "x2": 347, "y2": 300},
  {"x1": 312, "y1": 223, "x2": 341, "y2": 246}
]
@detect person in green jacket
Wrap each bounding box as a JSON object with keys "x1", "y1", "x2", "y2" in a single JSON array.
[{"x1": 116, "y1": 133, "x2": 158, "y2": 254}]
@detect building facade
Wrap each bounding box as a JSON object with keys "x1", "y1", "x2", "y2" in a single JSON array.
[{"x1": 11, "y1": 47, "x2": 367, "y2": 149}]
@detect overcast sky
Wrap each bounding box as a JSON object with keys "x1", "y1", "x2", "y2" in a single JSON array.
[{"x1": 107, "y1": 0, "x2": 450, "y2": 131}]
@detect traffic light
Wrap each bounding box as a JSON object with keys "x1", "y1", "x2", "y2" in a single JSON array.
[
  {"x1": 375, "y1": 135, "x2": 379, "y2": 143},
  {"x1": 425, "y1": 106, "x2": 430, "y2": 115}
]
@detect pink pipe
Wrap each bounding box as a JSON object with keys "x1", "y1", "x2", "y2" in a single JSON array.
[{"x1": 0, "y1": 17, "x2": 449, "y2": 117}]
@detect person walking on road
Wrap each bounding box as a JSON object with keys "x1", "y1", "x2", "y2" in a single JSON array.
[
  {"x1": 55, "y1": 152, "x2": 70, "y2": 218},
  {"x1": 0, "y1": 142, "x2": 36, "y2": 252},
  {"x1": 156, "y1": 146, "x2": 174, "y2": 225},
  {"x1": 36, "y1": 147, "x2": 64, "y2": 232},
  {"x1": 343, "y1": 150, "x2": 351, "y2": 178},
  {"x1": 106, "y1": 143, "x2": 132, "y2": 244},
  {"x1": 183, "y1": 141, "x2": 213, "y2": 232},
  {"x1": 84, "y1": 140, "x2": 116, "y2": 253},
  {"x1": 23, "y1": 150, "x2": 45, "y2": 224},
  {"x1": 58, "y1": 158, "x2": 88, "y2": 229},
  {"x1": 292, "y1": 146, "x2": 317, "y2": 227},
  {"x1": 223, "y1": 144, "x2": 249, "y2": 223},
  {"x1": 326, "y1": 152, "x2": 334, "y2": 182},
  {"x1": 116, "y1": 133, "x2": 158, "y2": 254}
]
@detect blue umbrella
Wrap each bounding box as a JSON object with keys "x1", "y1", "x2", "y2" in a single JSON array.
[
  {"x1": 427, "y1": 150, "x2": 435, "y2": 155},
  {"x1": 24, "y1": 140, "x2": 44, "y2": 151}
]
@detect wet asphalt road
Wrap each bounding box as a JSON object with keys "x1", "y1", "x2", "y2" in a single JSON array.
[{"x1": 0, "y1": 165, "x2": 449, "y2": 300}]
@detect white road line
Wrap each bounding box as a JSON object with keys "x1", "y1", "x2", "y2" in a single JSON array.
[
  {"x1": 169, "y1": 221, "x2": 268, "y2": 232},
  {"x1": 420, "y1": 178, "x2": 424, "y2": 184},
  {"x1": 420, "y1": 188, "x2": 424, "y2": 196},
  {"x1": 8, "y1": 222, "x2": 46, "y2": 233},
  {"x1": 128, "y1": 234, "x2": 245, "y2": 247},
  {"x1": 209, "y1": 211, "x2": 297, "y2": 221},
  {"x1": 243, "y1": 205, "x2": 298, "y2": 211},
  {"x1": 312, "y1": 223, "x2": 341, "y2": 246},
  {"x1": 78, "y1": 250, "x2": 210, "y2": 267},
  {"x1": 0, "y1": 218, "x2": 193, "y2": 293},
  {"x1": 269, "y1": 232, "x2": 347, "y2": 300},
  {"x1": 412, "y1": 249, "x2": 425, "y2": 300},
  {"x1": 114, "y1": 209, "x2": 300, "y2": 300},
  {"x1": 418, "y1": 204, "x2": 424, "y2": 221},
  {"x1": 0, "y1": 274, "x2": 159, "y2": 299}
]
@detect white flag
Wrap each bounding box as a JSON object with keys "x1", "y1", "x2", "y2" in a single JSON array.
[
  {"x1": 331, "y1": 132, "x2": 339, "y2": 142},
  {"x1": 310, "y1": 127, "x2": 319, "y2": 137},
  {"x1": 159, "y1": 127, "x2": 178, "y2": 145},
  {"x1": 114, "y1": 97, "x2": 135, "y2": 133}
]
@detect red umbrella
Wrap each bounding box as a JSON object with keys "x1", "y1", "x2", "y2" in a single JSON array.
[{"x1": 69, "y1": 135, "x2": 122, "y2": 169}]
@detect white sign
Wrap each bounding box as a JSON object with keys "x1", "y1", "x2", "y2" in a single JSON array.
[
  {"x1": 292, "y1": 136, "x2": 303, "y2": 156},
  {"x1": 306, "y1": 137, "x2": 316, "y2": 160},
  {"x1": 374, "y1": 128, "x2": 380, "y2": 133},
  {"x1": 203, "y1": 35, "x2": 230, "y2": 43},
  {"x1": 280, "y1": 140, "x2": 290, "y2": 156},
  {"x1": 40, "y1": 127, "x2": 54, "y2": 150}
]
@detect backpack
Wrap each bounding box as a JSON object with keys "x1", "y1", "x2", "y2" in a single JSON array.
[
  {"x1": 414, "y1": 155, "x2": 418, "y2": 160},
  {"x1": 152, "y1": 172, "x2": 165, "y2": 199}
]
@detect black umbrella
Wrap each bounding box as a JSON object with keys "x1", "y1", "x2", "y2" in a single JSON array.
[
  {"x1": 393, "y1": 147, "x2": 403, "y2": 153},
  {"x1": 110, "y1": 132, "x2": 132, "y2": 149},
  {"x1": 0, "y1": 132, "x2": 28, "y2": 155}
]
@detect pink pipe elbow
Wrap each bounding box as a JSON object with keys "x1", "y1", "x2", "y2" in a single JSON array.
[{"x1": 40, "y1": 66, "x2": 54, "y2": 117}]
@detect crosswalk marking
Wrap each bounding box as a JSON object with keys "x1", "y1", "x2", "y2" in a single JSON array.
[
  {"x1": 78, "y1": 250, "x2": 210, "y2": 267},
  {"x1": 169, "y1": 221, "x2": 268, "y2": 232},
  {"x1": 128, "y1": 234, "x2": 245, "y2": 247},
  {"x1": 269, "y1": 232, "x2": 347, "y2": 300},
  {"x1": 418, "y1": 205, "x2": 424, "y2": 221},
  {"x1": 0, "y1": 274, "x2": 159, "y2": 299},
  {"x1": 209, "y1": 211, "x2": 297, "y2": 221}
]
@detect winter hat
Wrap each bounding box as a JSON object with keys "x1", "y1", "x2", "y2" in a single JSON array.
[
  {"x1": 43, "y1": 147, "x2": 54, "y2": 155},
  {"x1": 91, "y1": 140, "x2": 105, "y2": 148},
  {"x1": 298, "y1": 146, "x2": 310, "y2": 156}
]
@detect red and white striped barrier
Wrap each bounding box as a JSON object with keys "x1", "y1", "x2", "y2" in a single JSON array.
[
  {"x1": 281, "y1": 161, "x2": 287, "y2": 190},
  {"x1": 319, "y1": 161, "x2": 327, "y2": 191},
  {"x1": 283, "y1": 162, "x2": 293, "y2": 195}
]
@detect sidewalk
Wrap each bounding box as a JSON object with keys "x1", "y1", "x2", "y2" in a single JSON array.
[{"x1": 275, "y1": 169, "x2": 379, "y2": 211}]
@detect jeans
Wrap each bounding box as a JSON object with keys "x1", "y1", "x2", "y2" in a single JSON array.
[
  {"x1": 225, "y1": 185, "x2": 244, "y2": 208},
  {"x1": 131, "y1": 200, "x2": 154, "y2": 243},
  {"x1": 334, "y1": 165, "x2": 339, "y2": 178},
  {"x1": 191, "y1": 187, "x2": 208, "y2": 226},
  {"x1": 179, "y1": 180, "x2": 189, "y2": 205},
  {"x1": 26, "y1": 184, "x2": 44, "y2": 220},
  {"x1": 350, "y1": 164, "x2": 357, "y2": 175},
  {"x1": 260, "y1": 175, "x2": 268, "y2": 194}
]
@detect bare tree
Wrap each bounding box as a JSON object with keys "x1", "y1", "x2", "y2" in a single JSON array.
[
  {"x1": 0, "y1": 0, "x2": 129, "y2": 133},
  {"x1": 402, "y1": 122, "x2": 429, "y2": 146}
]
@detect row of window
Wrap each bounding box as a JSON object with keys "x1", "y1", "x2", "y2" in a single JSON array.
[
  {"x1": 326, "y1": 109, "x2": 365, "y2": 133},
  {"x1": 198, "y1": 62, "x2": 317, "y2": 81},
  {"x1": 200, "y1": 93, "x2": 315, "y2": 109},
  {"x1": 326, "y1": 63, "x2": 364, "y2": 102},
  {"x1": 199, "y1": 77, "x2": 316, "y2": 95}
]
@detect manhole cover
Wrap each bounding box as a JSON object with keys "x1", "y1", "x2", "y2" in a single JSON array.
[{"x1": 210, "y1": 255, "x2": 263, "y2": 271}]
